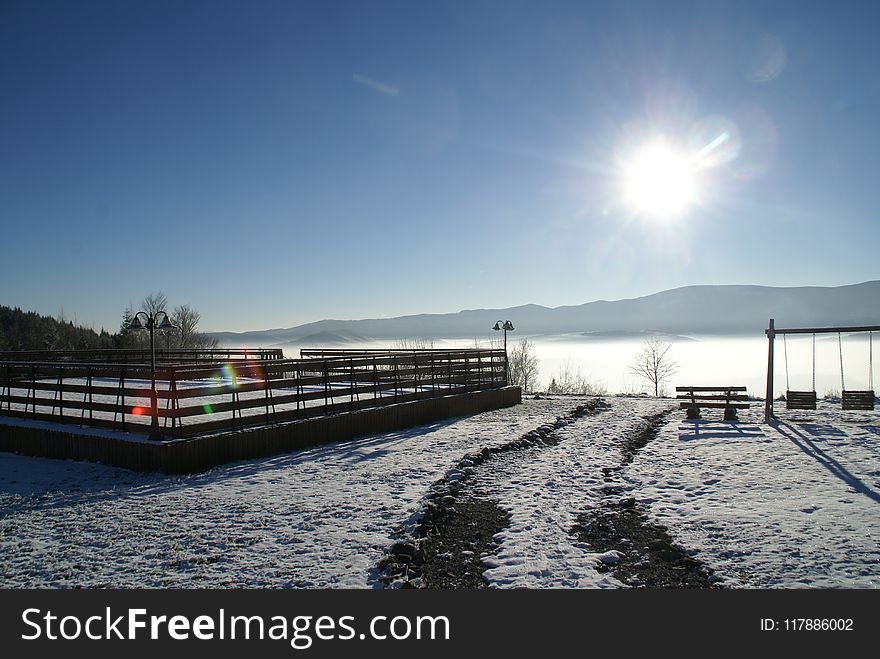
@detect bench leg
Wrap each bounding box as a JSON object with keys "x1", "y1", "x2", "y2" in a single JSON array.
[
  {"x1": 686, "y1": 406, "x2": 701, "y2": 420},
  {"x1": 723, "y1": 407, "x2": 738, "y2": 421}
]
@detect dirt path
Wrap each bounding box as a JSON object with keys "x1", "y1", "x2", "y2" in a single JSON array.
[
  {"x1": 378, "y1": 400, "x2": 721, "y2": 589},
  {"x1": 570, "y1": 409, "x2": 722, "y2": 588},
  {"x1": 377, "y1": 399, "x2": 609, "y2": 588}
]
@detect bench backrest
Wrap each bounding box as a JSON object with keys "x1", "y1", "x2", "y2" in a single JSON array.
[
  {"x1": 676, "y1": 386, "x2": 748, "y2": 402},
  {"x1": 675, "y1": 386, "x2": 747, "y2": 393}
]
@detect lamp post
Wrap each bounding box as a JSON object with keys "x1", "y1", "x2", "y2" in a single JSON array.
[
  {"x1": 128, "y1": 310, "x2": 175, "y2": 439},
  {"x1": 492, "y1": 320, "x2": 515, "y2": 385}
]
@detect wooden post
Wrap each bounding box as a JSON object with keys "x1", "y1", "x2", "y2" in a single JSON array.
[{"x1": 764, "y1": 318, "x2": 775, "y2": 423}]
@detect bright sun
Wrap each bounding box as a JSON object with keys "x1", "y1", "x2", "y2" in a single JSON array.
[{"x1": 624, "y1": 142, "x2": 697, "y2": 218}]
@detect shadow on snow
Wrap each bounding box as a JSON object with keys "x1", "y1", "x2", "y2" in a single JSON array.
[{"x1": 772, "y1": 420, "x2": 880, "y2": 505}]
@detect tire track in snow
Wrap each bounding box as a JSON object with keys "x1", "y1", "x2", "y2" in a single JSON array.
[
  {"x1": 570, "y1": 409, "x2": 724, "y2": 588},
  {"x1": 375, "y1": 399, "x2": 611, "y2": 588}
]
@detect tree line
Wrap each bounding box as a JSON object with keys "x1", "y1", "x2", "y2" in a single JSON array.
[
  {"x1": 0, "y1": 292, "x2": 217, "y2": 352},
  {"x1": 0, "y1": 305, "x2": 114, "y2": 351}
]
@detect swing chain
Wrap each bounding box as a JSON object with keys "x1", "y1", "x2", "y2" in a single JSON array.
[
  {"x1": 812, "y1": 333, "x2": 816, "y2": 393},
  {"x1": 870, "y1": 331, "x2": 874, "y2": 391},
  {"x1": 783, "y1": 333, "x2": 816, "y2": 394},
  {"x1": 783, "y1": 334, "x2": 790, "y2": 392}
]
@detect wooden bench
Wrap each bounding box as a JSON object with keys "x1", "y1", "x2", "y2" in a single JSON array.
[{"x1": 676, "y1": 386, "x2": 749, "y2": 420}]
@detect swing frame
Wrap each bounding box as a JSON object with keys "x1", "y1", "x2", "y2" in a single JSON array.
[{"x1": 764, "y1": 319, "x2": 878, "y2": 422}]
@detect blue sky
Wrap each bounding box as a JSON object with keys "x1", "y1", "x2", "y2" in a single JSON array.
[{"x1": 2, "y1": 0, "x2": 878, "y2": 332}]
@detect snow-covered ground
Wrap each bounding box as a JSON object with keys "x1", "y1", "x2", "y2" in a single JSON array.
[
  {"x1": 1, "y1": 396, "x2": 878, "y2": 588},
  {"x1": 479, "y1": 397, "x2": 669, "y2": 588},
  {"x1": 625, "y1": 402, "x2": 880, "y2": 588},
  {"x1": 0, "y1": 398, "x2": 575, "y2": 588}
]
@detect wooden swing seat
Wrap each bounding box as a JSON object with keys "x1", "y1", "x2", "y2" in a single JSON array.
[
  {"x1": 842, "y1": 390, "x2": 875, "y2": 411},
  {"x1": 786, "y1": 390, "x2": 817, "y2": 410}
]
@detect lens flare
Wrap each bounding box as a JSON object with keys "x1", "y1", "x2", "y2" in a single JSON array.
[{"x1": 219, "y1": 363, "x2": 239, "y2": 390}]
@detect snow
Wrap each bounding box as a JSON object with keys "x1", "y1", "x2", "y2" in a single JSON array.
[
  {"x1": 2, "y1": 395, "x2": 878, "y2": 588},
  {"x1": 478, "y1": 398, "x2": 668, "y2": 588},
  {"x1": 625, "y1": 402, "x2": 880, "y2": 588},
  {"x1": 0, "y1": 398, "x2": 575, "y2": 588}
]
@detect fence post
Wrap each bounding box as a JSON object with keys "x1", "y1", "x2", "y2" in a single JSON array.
[
  {"x1": 56, "y1": 366, "x2": 63, "y2": 421},
  {"x1": 373, "y1": 356, "x2": 379, "y2": 400},
  {"x1": 82, "y1": 366, "x2": 92, "y2": 427},
  {"x1": 121, "y1": 368, "x2": 126, "y2": 432},
  {"x1": 323, "y1": 361, "x2": 330, "y2": 412},
  {"x1": 413, "y1": 352, "x2": 419, "y2": 394},
  {"x1": 2, "y1": 364, "x2": 8, "y2": 414}
]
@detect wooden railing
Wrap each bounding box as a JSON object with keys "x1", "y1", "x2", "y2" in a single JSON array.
[
  {"x1": 0, "y1": 349, "x2": 507, "y2": 439},
  {"x1": 0, "y1": 348, "x2": 285, "y2": 364},
  {"x1": 300, "y1": 348, "x2": 492, "y2": 357}
]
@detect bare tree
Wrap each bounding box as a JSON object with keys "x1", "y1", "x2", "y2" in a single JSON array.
[
  {"x1": 394, "y1": 337, "x2": 435, "y2": 350},
  {"x1": 172, "y1": 304, "x2": 201, "y2": 349},
  {"x1": 508, "y1": 338, "x2": 540, "y2": 392},
  {"x1": 629, "y1": 336, "x2": 679, "y2": 397},
  {"x1": 142, "y1": 291, "x2": 168, "y2": 316},
  {"x1": 172, "y1": 303, "x2": 219, "y2": 349},
  {"x1": 548, "y1": 359, "x2": 607, "y2": 395},
  {"x1": 140, "y1": 292, "x2": 172, "y2": 350},
  {"x1": 119, "y1": 294, "x2": 218, "y2": 349}
]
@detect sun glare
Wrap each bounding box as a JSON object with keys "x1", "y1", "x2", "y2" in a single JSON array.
[{"x1": 624, "y1": 142, "x2": 697, "y2": 219}]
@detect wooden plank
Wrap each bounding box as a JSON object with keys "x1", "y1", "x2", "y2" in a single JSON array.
[
  {"x1": 0, "y1": 408, "x2": 144, "y2": 432},
  {"x1": 770, "y1": 325, "x2": 880, "y2": 336},
  {"x1": 675, "y1": 394, "x2": 749, "y2": 401},
  {"x1": 300, "y1": 348, "x2": 504, "y2": 357},
  {"x1": 678, "y1": 402, "x2": 750, "y2": 409},
  {"x1": 842, "y1": 390, "x2": 875, "y2": 411},
  {"x1": 786, "y1": 390, "x2": 817, "y2": 410},
  {"x1": 0, "y1": 348, "x2": 286, "y2": 363},
  {"x1": 0, "y1": 393, "x2": 136, "y2": 415},
  {"x1": 158, "y1": 377, "x2": 472, "y2": 420},
  {"x1": 675, "y1": 386, "x2": 747, "y2": 392},
  {"x1": 17, "y1": 381, "x2": 154, "y2": 398}
]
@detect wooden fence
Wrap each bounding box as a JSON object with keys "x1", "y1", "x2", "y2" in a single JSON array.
[
  {"x1": 0, "y1": 349, "x2": 507, "y2": 440},
  {"x1": 0, "y1": 348, "x2": 285, "y2": 364}
]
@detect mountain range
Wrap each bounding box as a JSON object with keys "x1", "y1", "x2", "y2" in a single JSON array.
[{"x1": 211, "y1": 281, "x2": 880, "y2": 347}]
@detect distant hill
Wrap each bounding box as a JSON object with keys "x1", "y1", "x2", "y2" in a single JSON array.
[{"x1": 211, "y1": 281, "x2": 880, "y2": 347}]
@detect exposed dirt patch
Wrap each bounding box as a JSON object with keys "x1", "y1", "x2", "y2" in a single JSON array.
[
  {"x1": 571, "y1": 498, "x2": 721, "y2": 588},
  {"x1": 573, "y1": 409, "x2": 722, "y2": 588},
  {"x1": 414, "y1": 498, "x2": 510, "y2": 588}
]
